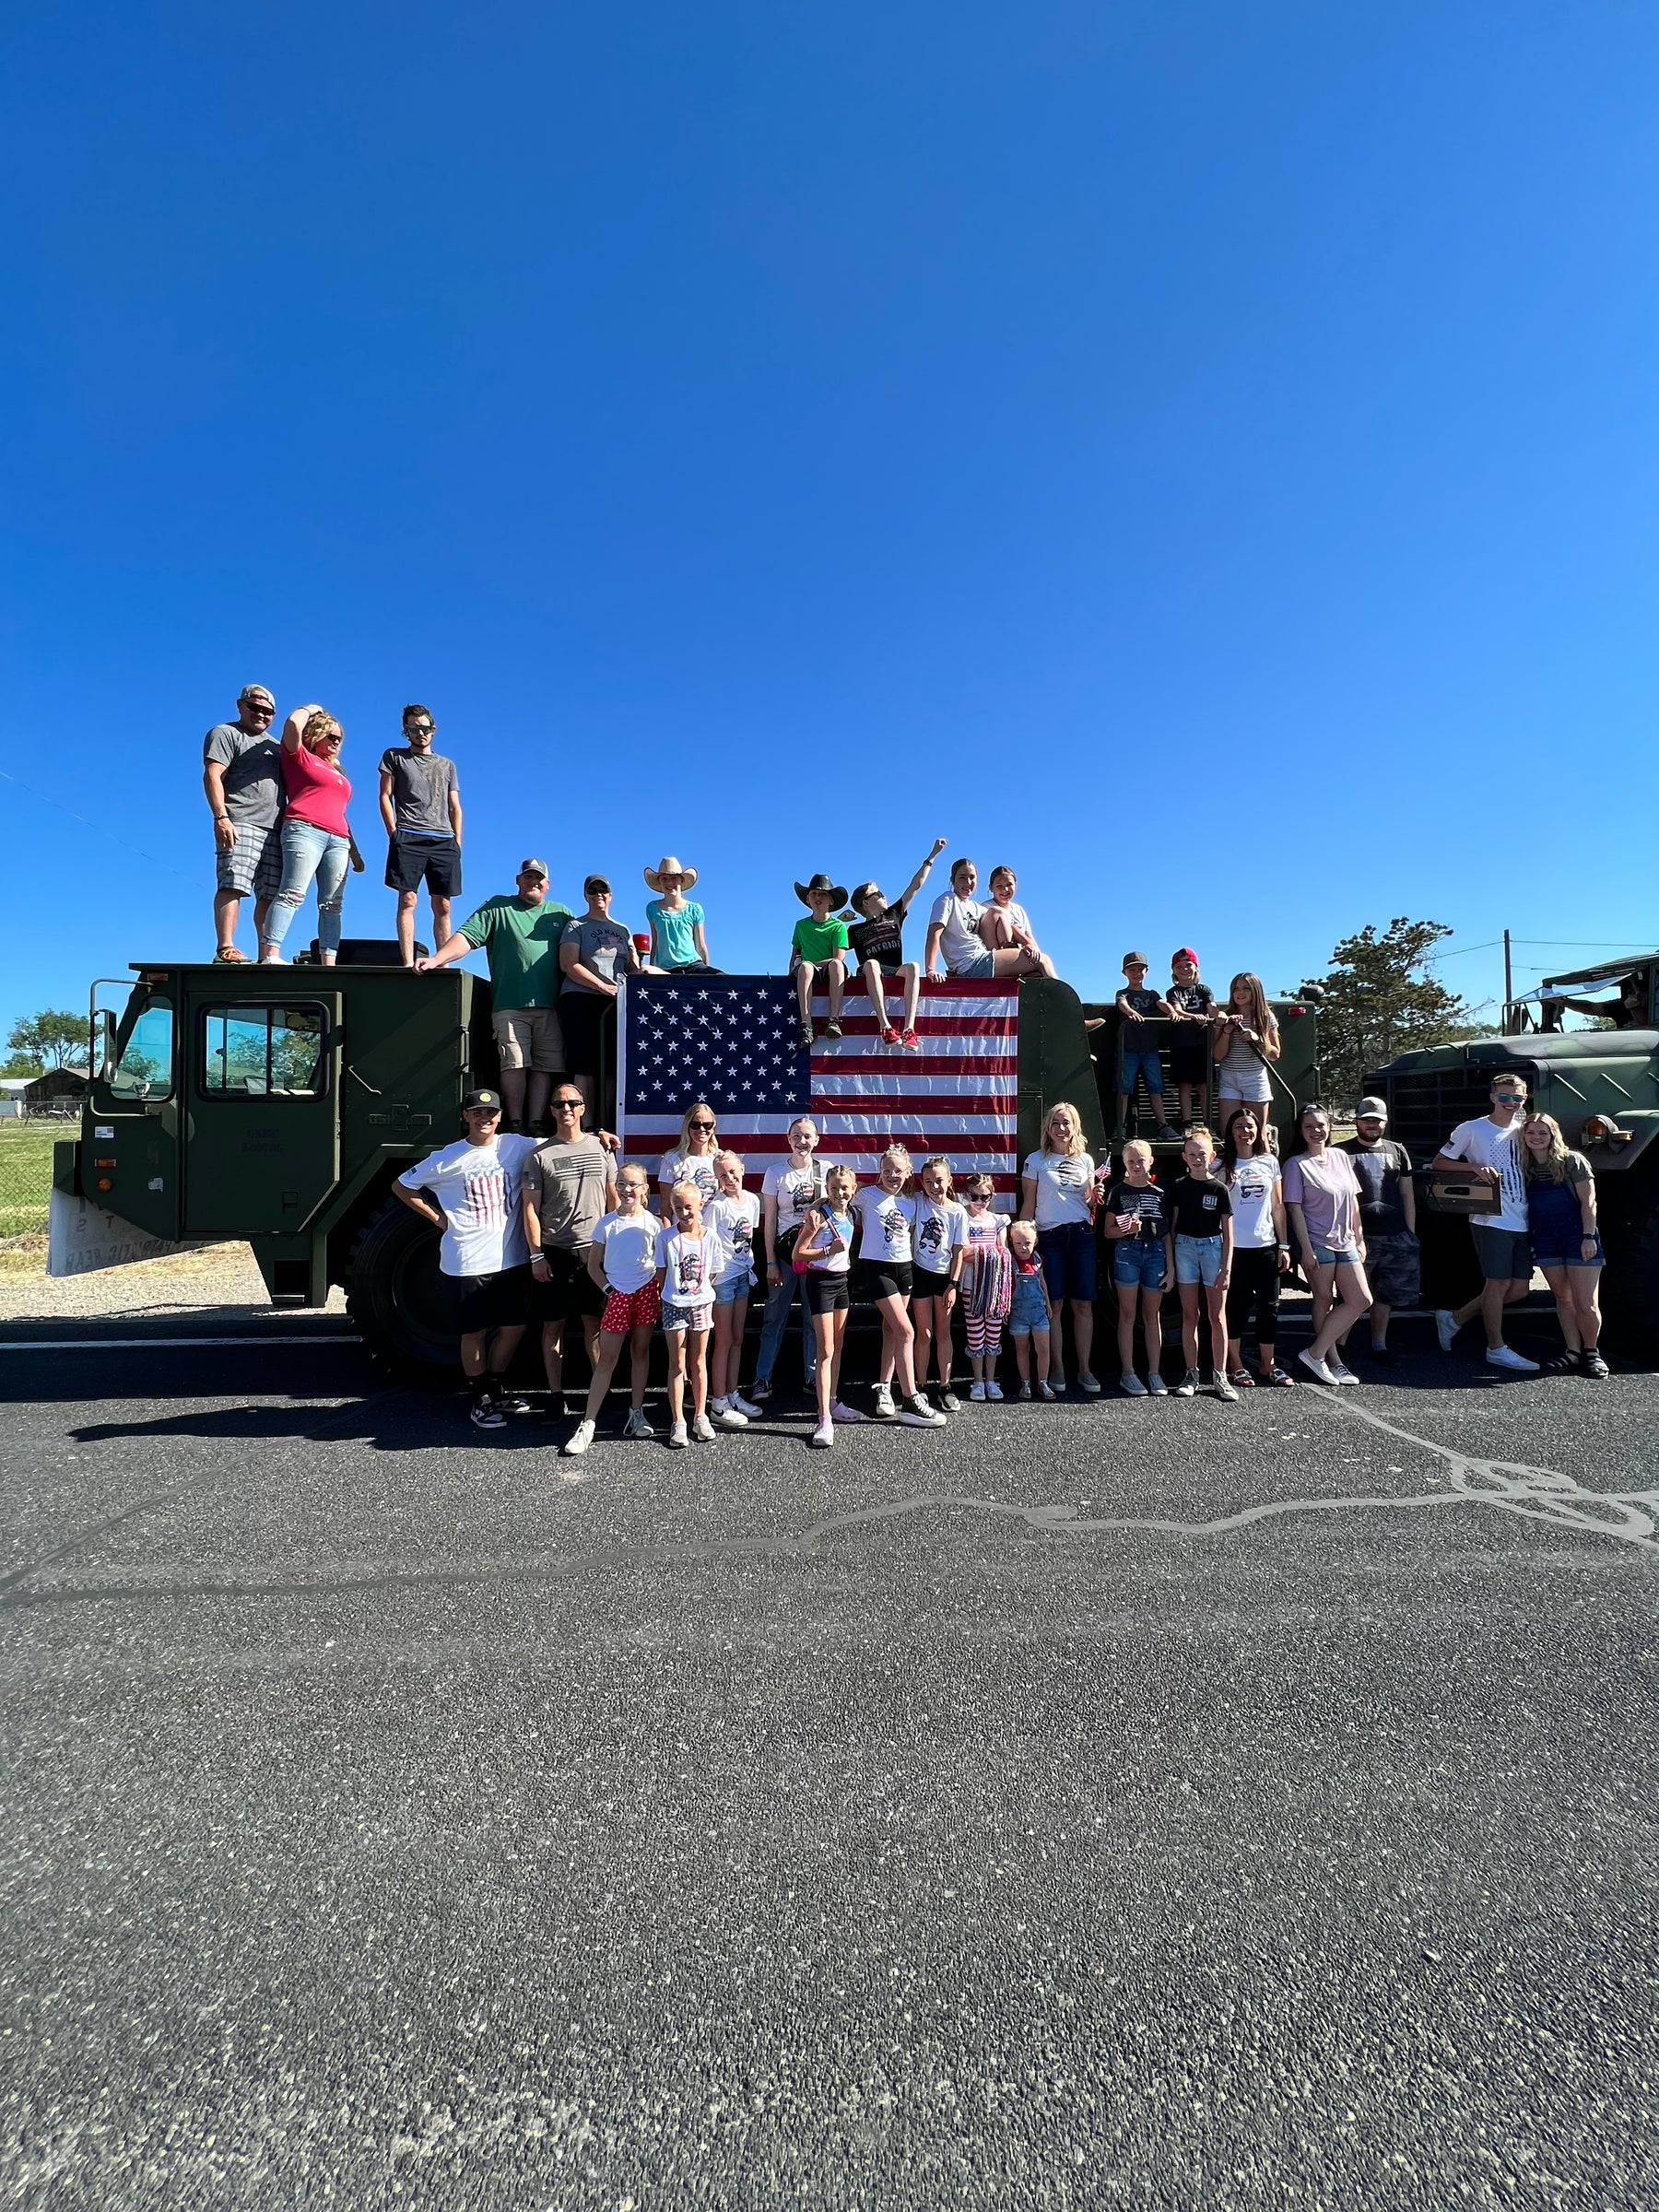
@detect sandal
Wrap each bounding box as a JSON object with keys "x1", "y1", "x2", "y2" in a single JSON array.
[
  {"x1": 213, "y1": 946, "x2": 251, "y2": 963},
  {"x1": 1260, "y1": 1366, "x2": 1297, "y2": 1387},
  {"x1": 1226, "y1": 1368, "x2": 1255, "y2": 1389}
]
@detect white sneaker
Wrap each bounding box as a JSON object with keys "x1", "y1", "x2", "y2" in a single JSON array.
[
  {"x1": 1212, "y1": 1375, "x2": 1240, "y2": 1403},
  {"x1": 1327, "y1": 1359, "x2": 1360, "y2": 1387},
  {"x1": 730, "y1": 1393, "x2": 761, "y2": 1419},
  {"x1": 1299, "y1": 1348, "x2": 1336, "y2": 1385},
  {"x1": 562, "y1": 1418, "x2": 595, "y2": 1457},
  {"x1": 969, "y1": 1382, "x2": 987, "y2": 1401},
  {"x1": 830, "y1": 1399, "x2": 866, "y2": 1423},
  {"x1": 1120, "y1": 1372, "x2": 1147, "y2": 1397},
  {"x1": 691, "y1": 1412, "x2": 716, "y2": 1441},
  {"x1": 872, "y1": 1383, "x2": 897, "y2": 1419},
  {"x1": 985, "y1": 1380, "x2": 1004, "y2": 1401},
  {"x1": 1434, "y1": 1309, "x2": 1458, "y2": 1352},
  {"x1": 1172, "y1": 1371, "x2": 1197, "y2": 1398},
  {"x1": 715, "y1": 1405, "x2": 749, "y2": 1429},
  {"x1": 667, "y1": 1419, "x2": 688, "y2": 1448},
  {"x1": 809, "y1": 1418, "x2": 834, "y2": 1448},
  {"x1": 624, "y1": 1406, "x2": 653, "y2": 1441},
  {"x1": 1486, "y1": 1344, "x2": 1540, "y2": 1373},
  {"x1": 1077, "y1": 1371, "x2": 1102, "y2": 1395}
]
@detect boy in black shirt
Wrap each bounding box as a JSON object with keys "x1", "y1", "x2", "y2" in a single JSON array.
[
  {"x1": 1115, "y1": 952, "x2": 1181, "y2": 1142},
  {"x1": 1167, "y1": 1125, "x2": 1236, "y2": 1401},
  {"x1": 844, "y1": 837, "x2": 947, "y2": 1051},
  {"x1": 1166, "y1": 947, "x2": 1218, "y2": 1125}
]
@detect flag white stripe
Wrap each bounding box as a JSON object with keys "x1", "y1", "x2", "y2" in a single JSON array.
[{"x1": 810, "y1": 1072, "x2": 1017, "y2": 1100}]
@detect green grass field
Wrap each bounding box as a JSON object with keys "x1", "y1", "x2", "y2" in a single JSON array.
[{"x1": 0, "y1": 1122, "x2": 63, "y2": 1238}]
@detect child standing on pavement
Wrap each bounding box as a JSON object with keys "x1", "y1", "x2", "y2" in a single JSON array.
[
  {"x1": 656, "y1": 1182, "x2": 726, "y2": 1447},
  {"x1": 1101, "y1": 1137, "x2": 1174, "y2": 1396},
  {"x1": 564, "y1": 1163, "x2": 661, "y2": 1456},
  {"x1": 1114, "y1": 953, "x2": 1180, "y2": 1142},
  {"x1": 851, "y1": 1145, "x2": 919, "y2": 1419},
  {"x1": 1165, "y1": 948, "x2": 1218, "y2": 1128},
  {"x1": 959, "y1": 1176, "x2": 1013, "y2": 1399},
  {"x1": 704, "y1": 1149, "x2": 760, "y2": 1426},
  {"x1": 794, "y1": 1165, "x2": 865, "y2": 1448},
  {"x1": 1005, "y1": 1218, "x2": 1056, "y2": 1399},
  {"x1": 1167, "y1": 1126, "x2": 1238, "y2": 1401},
  {"x1": 912, "y1": 1156, "x2": 968, "y2": 1413}
]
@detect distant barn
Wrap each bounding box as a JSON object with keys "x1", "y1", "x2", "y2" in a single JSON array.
[{"x1": 23, "y1": 1068, "x2": 88, "y2": 1115}]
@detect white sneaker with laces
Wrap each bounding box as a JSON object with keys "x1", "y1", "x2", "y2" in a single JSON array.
[
  {"x1": 1212, "y1": 1375, "x2": 1240, "y2": 1403},
  {"x1": 873, "y1": 1383, "x2": 897, "y2": 1419},
  {"x1": 900, "y1": 1396, "x2": 947, "y2": 1427},
  {"x1": 562, "y1": 1418, "x2": 595, "y2": 1457},
  {"x1": 1299, "y1": 1348, "x2": 1336, "y2": 1385},
  {"x1": 985, "y1": 1380, "x2": 1004, "y2": 1401},
  {"x1": 1172, "y1": 1371, "x2": 1198, "y2": 1398},
  {"x1": 730, "y1": 1393, "x2": 761, "y2": 1419},
  {"x1": 667, "y1": 1419, "x2": 688, "y2": 1448},
  {"x1": 1486, "y1": 1344, "x2": 1540, "y2": 1373},
  {"x1": 624, "y1": 1406, "x2": 653, "y2": 1441},
  {"x1": 691, "y1": 1412, "x2": 717, "y2": 1441},
  {"x1": 715, "y1": 1405, "x2": 749, "y2": 1429},
  {"x1": 1434, "y1": 1309, "x2": 1458, "y2": 1352},
  {"x1": 1328, "y1": 1359, "x2": 1360, "y2": 1386}
]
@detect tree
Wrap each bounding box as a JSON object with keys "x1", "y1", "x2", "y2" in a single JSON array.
[
  {"x1": 6, "y1": 1009, "x2": 90, "y2": 1073},
  {"x1": 1307, "y1": 919, "x2": 1478, "y2": 1109}
]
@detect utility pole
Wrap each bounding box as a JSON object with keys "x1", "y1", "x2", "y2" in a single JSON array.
[{"x1": 1503, "y1": 927, "x2": 1512, "y2": 1024}]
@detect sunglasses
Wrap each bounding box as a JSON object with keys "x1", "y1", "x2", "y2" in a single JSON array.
[
  {"x1": 966, "y1": 1192, "x2": 991, "y2": 1203},
  {"x1": 1495, "y1": 1093, "x2": 1524, "y2": 1103},
  {"x1": 552, "y1": 1099, "x2": 583, "y2": 1112},
  {"x1": 688, "y1": 1120, "x2": 715, "y2": 1131}
]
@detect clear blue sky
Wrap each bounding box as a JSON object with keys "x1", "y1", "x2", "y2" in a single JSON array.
[{"x1": 4, "y1": 1, "x2": 1657, "y2": 1048}]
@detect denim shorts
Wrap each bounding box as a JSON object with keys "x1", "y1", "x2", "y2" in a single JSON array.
[
  {"x1": 1310, "y1": 1244, "x2": 1364, "y2": 1270},
  {"x1": 1112, "y1": 1240, "x2": 1168, "y2": 1291},
  {"x1": 1118, "y1": 1047, "x2": 1164, "y2": 1093},
  {"x1": 1175, "y1": 1233, "x2": 1223, "y2": 1287},
  {"x1": 662, "y1": 1299, "x2": 712, "y2": 1333},
  {"x1": 1534, "y1": 1232, "x2": 1604, "y2": 1270},
  {"x1": 948, "y1": 949, "x2": 995, "y2": 980},
  {"x1": 712, "y1": 1275, "x2": 752, "y2": 1307},
  {"x1": 1006, "y1": 1271, "x2": 1051, "y2": 1336},
  {"x1": 1037, "y1": 1220, "x2": 1097, "y2": 1302}
]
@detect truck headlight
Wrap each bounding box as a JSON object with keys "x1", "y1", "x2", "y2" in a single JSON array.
[{"x1": 1582, "y1": 1112, "x2": 1632, "y2": 1147}]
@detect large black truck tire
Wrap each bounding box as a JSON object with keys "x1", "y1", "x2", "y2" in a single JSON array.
[
  {"x1": 1593, "y1": 1168, "x2": 1659, "y2": 1357},
  {"x1": 346, "y1": 1199, "x2": 463, "y2": 1388}
]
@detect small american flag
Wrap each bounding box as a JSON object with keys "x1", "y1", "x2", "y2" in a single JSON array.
[{"x1": 618, "y1": 975, "x2": 1019, "y2": 1200}]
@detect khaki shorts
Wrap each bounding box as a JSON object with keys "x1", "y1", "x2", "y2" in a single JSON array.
[{"x1": 493, "y1": 1006, "x2": 565, "y2": 1074}]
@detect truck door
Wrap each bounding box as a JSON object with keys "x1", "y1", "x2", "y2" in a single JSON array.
[{"x1": 182, "y1": 988, "x2": 343, "y2": 1237}]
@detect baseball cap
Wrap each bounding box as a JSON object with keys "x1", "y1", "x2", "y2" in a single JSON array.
[
  {"x1": 1173, "y1": 946, "x2": 1199, "y2": 965},
  {"x1": 462, "y1": 1088, "x2": 503, "y2": 1112},
  {"x1": 583, "y1": 873, "x2": 611, "y2": 895},
  {"x1": 238, "y1": 684, "x2": 276, "y2": 707},
  {"x1": 1355, "y1": 1096, "x2": 1388, "y2": 1118},
  {"x1": 517, "y1": 858, "x2": 548, "y2": 880},
  {"x1": 1123, "y1": 949, "x2": 1149, "y2": 968}
]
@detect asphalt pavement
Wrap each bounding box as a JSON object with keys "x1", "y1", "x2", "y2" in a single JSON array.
[{"x1": 2, "y1": 1315, "x2": 1656, "y2": 2210}]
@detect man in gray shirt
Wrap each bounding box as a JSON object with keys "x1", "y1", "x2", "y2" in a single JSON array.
[
  {"x1": 379, "y1": 703, "x2": 464, "y2": 966},
  {"x1": 522, "y1": 1082, "x2": 618, "y2": 1413},
  {"x1": 558, "y1": 874, "x2": 642, "y2": 1119},
  {"x1": 203, "y1": 684, "x2": 283, "y2": 961}
]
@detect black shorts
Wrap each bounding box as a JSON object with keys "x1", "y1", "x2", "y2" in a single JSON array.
[
  {"x1": 528, "y1": 1244, "x2": 606, "y2": 1324},
  {"x1": 912, "y1": 1265, "x2": 952, "y2": 1303},
  {"x1": 865, "y1": 1258, "x2": 913, "y2": 1301},
  {"x1": 803, "y1": 1270, "x2": 851, "y2": 1315},
  {"x1": 386, "y1": 835, "x2": 463, "y2": 896},
  {"x1": 1224, "y1": 1244, "x2": 1282, "y2": 1337},
  {"x1": 451, "y1": 1262, "x2": 531, "y2": 1334},
  {"x1": 558, "y1": 990, "x2": 614, "y2": 1080}
]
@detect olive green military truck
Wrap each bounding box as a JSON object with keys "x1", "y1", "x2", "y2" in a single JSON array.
[
  {"x1": 1365, "y1": 951, "x2": 1659, "y2": 1343},
  {"x1": 53, "y1": 962, "x2": 1324, "y2": 1383}
]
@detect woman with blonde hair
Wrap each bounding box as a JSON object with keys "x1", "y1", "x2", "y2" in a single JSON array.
[
  {"x1": 1018, "y1": 1100, "x2": 1100, "y2": 1392},
  {"x1": 657, "y1": 1100, "x2": 722, "y2": 1219},
  {"x1": 1215, "y1": 972, "x2": 1281, "y2": 1122},
  {"x1": 260, "y1": 705, "x2": 353, "y2": 965},
  {"x1": 1523, "y1": 1112, "x2": 1609, "y2": 1377}
]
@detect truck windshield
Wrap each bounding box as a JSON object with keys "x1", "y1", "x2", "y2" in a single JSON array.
[{"x1": 110, "y1": 998, "x2": 174, "y2": 1100}]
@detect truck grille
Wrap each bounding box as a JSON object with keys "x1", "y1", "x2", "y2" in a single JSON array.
[{"x1": 1367, "y1": 1061, "x2": 1535, "y2": 1159}]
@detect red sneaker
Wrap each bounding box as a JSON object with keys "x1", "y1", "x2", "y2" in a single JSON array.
[
  {"x1": 900, "y1": 1028, "x2": 920, "y2": 1051},
  {"x1": 882, "y1": 1025, "x2": 902, "y2": 1046}
]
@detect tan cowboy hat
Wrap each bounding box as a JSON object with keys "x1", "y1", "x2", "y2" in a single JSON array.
[
  {"x1": 644, "y1": 855, "x2": 699, "y2": 892},
  {"x1": 795, "y1": 872, "x2": 849, "y2": 908}
]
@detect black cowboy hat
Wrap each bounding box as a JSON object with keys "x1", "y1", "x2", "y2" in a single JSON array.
[{"x1": 795, "y1": 872, "x2": 849, "y2": 907}]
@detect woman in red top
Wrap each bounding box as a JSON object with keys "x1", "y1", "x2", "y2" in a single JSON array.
[{"x1": 259, "y1": 705, "x2": 353, "y2": 965}]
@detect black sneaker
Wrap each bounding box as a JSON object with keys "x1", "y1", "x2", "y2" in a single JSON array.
[
  {"x1": 496, "y1": 1391, "x2": 532, "y2": 1415},
  {"x1": 824, "y1": 1016, "x2": 843, "y2": 1039},
  {"x1": 1582, "y1": 1347, "x2": 1610, "y2": 1380},
  {"x1": 797, "y1": 1022, "x2": 815, "y2": 1050},
  {"x1": 747, "y1": 1377, "x2": 772, "y2": 1404},
  {"x1": 469, "y1": 1393, "x2": 506, "y2": 1431},
  {"x1": 1367, "y1": 1344, "x2": 1395, "y2": 1367}
]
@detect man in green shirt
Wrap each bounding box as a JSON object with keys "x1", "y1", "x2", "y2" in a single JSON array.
[
  {"x1": 416, "y1": 857, "x2": 574, "y2": 1130},
  {"x1": 790, "y1": 873, "x2": 851, "y2": 1051}
]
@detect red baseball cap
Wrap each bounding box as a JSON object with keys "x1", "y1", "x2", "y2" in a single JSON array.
[{"x1": 1173, "y1": 947, "x2": 1199, "y2": 964}]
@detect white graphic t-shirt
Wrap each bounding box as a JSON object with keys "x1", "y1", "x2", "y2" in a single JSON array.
[
  {"x1": 703, "y1": 1192, "x2": 760, "y2": 1288},
  {"x1": 1022, "y1": 1148, "x2": 1097, "y2": 1231},
  {"x1": 1441, "y1": 1113, "x2": 1529, "y2": 1231},
  {"x1": 927, "y1": 891, "x2": 986, "y2": 972},
  {"x1": 593, "y1": 1209, "x2": 662, "y2": 1295},
  {"x1": 1222, "y1": 1154, "x2": 1281, "y2": 1250},
  {"x1": 658, "y1": 1149, "x2": 722, "y2": 1213},
  {"x1": 656, "y1": 1224, "x2": 726, "y2": 1312},
  {"x1": 397, "y1": 1134, "x2": 535, "y2": 1277},
  {"x1": 762, "y1": 1159, "x2": 834, "y2": 1250},
  {"x1": 912, "y1": 1193, "x2": 968, "y2": 1274},
  {"x1": 852, "y1": 1186, "x2": 916, "y2": 1265}
]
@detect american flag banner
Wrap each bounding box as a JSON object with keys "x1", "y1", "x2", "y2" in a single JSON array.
[{"x1": 618, "y1": 975, "x2": 1020, "y2": 1201}]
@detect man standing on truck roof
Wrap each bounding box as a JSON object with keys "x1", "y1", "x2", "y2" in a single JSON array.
[
  {"x1": 1430, "y1": 1072, "x2": 1541, "y2": 1374},
  {"x1": 203, "y1": 684, "x2": 282, "y2": 962},
  {"x1": 380, "y1": 704, "x2": 463, "y2": 968},
  {"x1": 523, "y1": 1081, "x2": 618, "y2": 1425},
  {"x1": 393, "y1": 1088, "x2": 537, "y2": 1431},
  {"x1": 1340, "y1": 1097, "x2": 1418, "y2": 1366},
  {"x1": 414, "y1": 859, "x2": 575, "y2": 1134}
]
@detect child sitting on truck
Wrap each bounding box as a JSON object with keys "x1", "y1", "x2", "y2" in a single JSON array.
[{"x1": 843, "y1": 836, "x2": 947, "y2": 1049}]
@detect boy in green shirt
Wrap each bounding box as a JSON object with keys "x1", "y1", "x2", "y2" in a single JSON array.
[{"x1": 791, "y1": 874, "x2": 851, "y2": 1050}]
